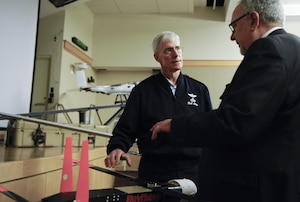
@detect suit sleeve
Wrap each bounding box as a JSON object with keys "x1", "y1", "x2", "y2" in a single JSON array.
[{"x1": 171, "y1": 38, "x2": 287, "y2": 147}]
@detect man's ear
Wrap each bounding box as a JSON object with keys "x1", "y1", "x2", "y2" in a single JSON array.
[
  {"x1": 154, "y1": 54, "x2": 160, "y2": 62},
  {"x1": 249, "y1": 11, "x2": 259, "y2": 28}
]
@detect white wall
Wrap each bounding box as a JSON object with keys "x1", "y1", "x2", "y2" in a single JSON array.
[
  {"x1": 91, "y1": 8, "x2": 300, "y2": 69},
  {"x1": 91, "y1": 8, "x2": 242, "y2": 69},
  {"x1": 0, "y1": 0, "x2": 39, "y2": 126}
]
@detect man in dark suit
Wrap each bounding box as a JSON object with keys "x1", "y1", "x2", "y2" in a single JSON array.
[{"x1": 150, "y1": 0, "x2": 300, "y2": 201}]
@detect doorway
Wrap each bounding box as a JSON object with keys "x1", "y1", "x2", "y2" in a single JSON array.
[{"x1": 31, "y1": 56, "x2": 51, "y2": 120}]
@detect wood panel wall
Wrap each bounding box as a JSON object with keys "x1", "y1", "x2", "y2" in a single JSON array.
[{"x1": 0, "y1": 147, "x2": 114, "y2": 202}]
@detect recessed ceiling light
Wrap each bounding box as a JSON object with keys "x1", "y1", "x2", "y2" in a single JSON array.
[{"x1": 49, "y1": 0, "x2": 78, "y2": 8}]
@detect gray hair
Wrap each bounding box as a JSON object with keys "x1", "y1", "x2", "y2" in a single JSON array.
[
  {"x1": 152, "y1": 31, "x2": 180, "y2": 54},
  {"x1": 239, "y1": 0, "x2": 285, "y2": 26}
]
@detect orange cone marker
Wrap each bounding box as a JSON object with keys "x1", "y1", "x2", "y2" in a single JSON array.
[
  {"x1": 75, "y1": 140, "x2": 89, "y2": 202},
  {"x1": 60, "y1": 136, "x2": 73, "y2": 193}
]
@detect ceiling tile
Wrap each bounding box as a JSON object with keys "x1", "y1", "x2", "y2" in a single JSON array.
[
  {"x1": 114, "y1": 0, "x2": 159, "y2": 13},
  {"x1": 157, "y1": 0, "x2": 194, "y2": 13},
  {"x1": 86, "y1": 0, "x2": 120, "y2": 14}
]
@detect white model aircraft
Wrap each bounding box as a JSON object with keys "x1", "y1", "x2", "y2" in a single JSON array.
[
  {"x1": 73, "y1": 63, "x2": 139, "y2": 95},
  {"x1": 80, "y1": 82, "x2": 139, "y2": 95}
]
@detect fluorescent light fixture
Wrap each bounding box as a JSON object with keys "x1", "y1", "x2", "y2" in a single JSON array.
[{"x1": 283, "y1": 4, "x2": 300, "y2": 16}]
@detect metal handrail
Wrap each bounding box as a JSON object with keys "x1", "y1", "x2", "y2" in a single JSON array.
[
  {"x1": 55, "y1": 104, "x2": 73, "y2": 124},
  {"x1": 89, "y1": 104, "x2": 103, "y2": 125},
  {"x1": 14, "y1": 103, "x2": 126, "y2": 125}
]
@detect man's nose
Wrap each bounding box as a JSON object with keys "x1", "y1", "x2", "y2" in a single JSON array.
[
  {"x1": 230, "y1": 32, "x2": 235, "y2": 41},
  {"x1": 172, "y1": 48, "x2": 181, "y2": 55}
]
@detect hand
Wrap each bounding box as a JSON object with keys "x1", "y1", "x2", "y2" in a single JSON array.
[
  {"x1": 104, "y1": 148, "x2": 132, "y2": 168},
  {"x1": 150, "y1": 119, "x2": 172, "y2": 140}
]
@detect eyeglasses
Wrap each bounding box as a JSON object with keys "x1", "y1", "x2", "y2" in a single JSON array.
[
  {"x1": 162, "y1": 46, "x2": 182, "y2": 55},
  {"x1": 228, "y1": 12, "x2": 249, "y2": 32}
]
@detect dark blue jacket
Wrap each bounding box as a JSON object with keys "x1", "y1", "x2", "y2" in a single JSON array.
[{"x1": 107, "y1": 72, "x2": 212, "y2": 183}]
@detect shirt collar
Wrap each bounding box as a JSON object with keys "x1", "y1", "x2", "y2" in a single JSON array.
[
  {"x1": 262, "y1": 27, "x2": 283, "y2": 38},
  {"x1": 166, "y1": 77, "x2": 177, "y2": 95},
  {"x1": 161, "y1": 72, "x2": 179, "y2": 95}
]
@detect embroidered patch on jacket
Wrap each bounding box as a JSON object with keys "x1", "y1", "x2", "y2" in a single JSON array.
[{"x1": 187, "y1": 93, "x2": 198, "y2": 106}]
